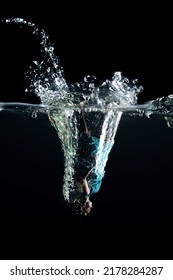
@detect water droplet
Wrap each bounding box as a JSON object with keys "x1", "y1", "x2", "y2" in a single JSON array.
[{"x1": 84, "y1": 75, "x2": 96, "y2": 83}]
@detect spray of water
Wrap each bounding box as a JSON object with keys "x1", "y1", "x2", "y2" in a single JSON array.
[{"x1": 1, "y1": 17, "x2": 173, "y2": 215}]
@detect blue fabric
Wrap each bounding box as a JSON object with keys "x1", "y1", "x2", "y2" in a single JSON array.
[
  {"x1": 77, "y1": 134, "x2": 114, "y2": 195},
  {"x1": 88, "y1": 136, "x2": 114, "y2": 194}
]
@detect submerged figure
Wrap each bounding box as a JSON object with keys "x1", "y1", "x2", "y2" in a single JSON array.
[
  {"x1": 72, "y1": 102, "x2": 115, "y2": 215},
  {"x1": 48, "y1": 102, "x2": 122, "y2": 215}
]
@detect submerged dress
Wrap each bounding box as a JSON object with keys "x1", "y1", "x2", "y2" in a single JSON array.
[{"x1": 76, "y1": 133, "x2": 114, "y2": 195}]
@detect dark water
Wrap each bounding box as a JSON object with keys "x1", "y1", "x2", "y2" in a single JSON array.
[{"x1": 0, "y1": 110, "x2": 173, "y2": 259}]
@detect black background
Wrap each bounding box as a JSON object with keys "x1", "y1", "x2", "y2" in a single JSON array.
[{"x1": 0, "y1": 5, "x2": 173, "y2": 260}]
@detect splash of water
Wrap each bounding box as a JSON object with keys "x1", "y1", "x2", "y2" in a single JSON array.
[
  {"x1": 1, "y1": 17, "x2": 143, "y2": 109},
  {"x1": 2, "y1": 17, "x2": 68, "y2": 104},
  {"x1": 1, "y1": 17, "x2": 173, "y2": 215}
]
